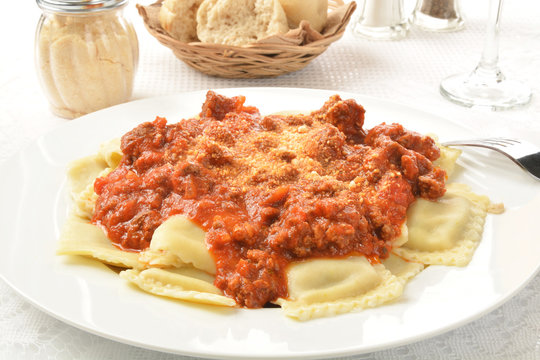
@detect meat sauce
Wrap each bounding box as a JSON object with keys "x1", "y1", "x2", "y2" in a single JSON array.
[{"x1": 92, "y1": 91, "x2": 446, "y2": 308}]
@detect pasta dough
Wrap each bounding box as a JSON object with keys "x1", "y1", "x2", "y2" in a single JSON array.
[
  {"x1": 120, "y1": 267, "x2": 236, "y2": 306},
  {"x1": 382, "y1": 253, "x2": 424, "y2": 284},
  {"x1": 434, "y1": 145, "x2": 462, "y2": 177},
  {"x1": 67, "y1": 138, "x2": 121, "y2": 219},
  {"x1": 57, "y1": 215, "x2": 140, "y2": 269},
  {"x1": 393, "y1": 183, "x2": 490, "y2": 266},
  {"x1": 97, "y1": 137, "x2": 123, "y2": 169},
  {"x1": 138, "y1": 215, "x2": 217, "y2": 274},
  {"x1": 276, "y1": 257, "x2": 403, "y2": 320},
  {"x1": 286, "y1": 256, "x2": 384, "y2": 304}
]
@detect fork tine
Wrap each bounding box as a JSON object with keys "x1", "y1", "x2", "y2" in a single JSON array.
[
  {"x1": 492, "y1": 138, "x2": 520, "y2": 146},
  {"x1": 441, "y1": 137, "x2": 540, "y2": 182},
  {"x1": 476, "y1": 138, "x2": 520, "y2": 147},
  {"x1": 479, "y1": 139, "x2": 510, "y2": 147}
]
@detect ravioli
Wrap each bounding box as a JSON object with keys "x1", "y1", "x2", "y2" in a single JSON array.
[
  {"x1": 276, "y1": 257, "x2": 403, "y2": 320},
  {"x1": 120, "y1": 267, "x2": 236, "y2": 306},
  {"x1": 57, "y1": 215, "x2": 140, "y2": 268},
  {"x1": 393, "y1": 183, "x2": 490, "y2": 266},
  {"x1": 67, "y1": 138, "x2": 121, "y2": 219},
  {"x1": 382, "y1": 253, "x2": 424, "y2": 284},
  {"x1": 138, "y1": 215, "x2": 217, "y2": 274},
  {"x1": 58, "y1": 94, "x2": 497, "y2": 320},
  {"x1": 434, "y1": 145, "x2": 462, "y2": 177},
  {"x1": 97, "y1": 137, "x2": 122, "y2": 169}
]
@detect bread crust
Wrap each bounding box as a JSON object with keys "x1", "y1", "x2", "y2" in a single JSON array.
[
  {"x1": 159, "y1": 0, "x2": 204, "y2": 42},
  {"x1": 196, "y1": 0, "x2": 289, "y2": 46}
]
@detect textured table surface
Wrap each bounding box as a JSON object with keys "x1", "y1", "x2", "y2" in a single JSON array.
[{"x1": 1, "y1": 0, "x2": 539, "y2": 359}]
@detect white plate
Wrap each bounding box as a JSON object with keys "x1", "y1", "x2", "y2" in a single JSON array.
[{"x1": 1, "y1": 88, "x2": 539, "y2": 359}]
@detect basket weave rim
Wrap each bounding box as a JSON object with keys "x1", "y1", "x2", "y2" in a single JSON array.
[
  {"x1": 136, "y1": 0, "x2": 357, "y2": 78},
  {"x1": 139, "y1": 0, "x2": 355, "y2": 49}
]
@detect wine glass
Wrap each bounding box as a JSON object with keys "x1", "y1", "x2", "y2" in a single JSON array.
[{"x1": 439, "y1": 0, "x2": 531, "y2": 110}]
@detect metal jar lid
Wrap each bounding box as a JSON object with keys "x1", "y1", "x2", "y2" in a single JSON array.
[{"x1": 36, "y1": 0, "x2": 129, "y2": 13}]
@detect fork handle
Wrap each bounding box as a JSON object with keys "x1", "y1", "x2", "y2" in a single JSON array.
[{"x1": 518, "y1": 152, "x2": 540, "y2": 180}]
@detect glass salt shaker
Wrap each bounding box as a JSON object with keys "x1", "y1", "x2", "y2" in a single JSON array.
[
  {"x1": 352, "y1": 0, "x2": 409, "y2": 40},
  {"x1": 411, "y1": 0, "x2": 464, "y2": 32},
  {"x1": 35, "y1": 0, "x2": 139, "y2": 119}
]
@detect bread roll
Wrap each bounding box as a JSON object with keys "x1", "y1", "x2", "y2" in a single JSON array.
[
  {"x1": 196, "y1": 0, "x2": 289, "y2": 46},
  {"x1": 278, "y1": 0, "x2": 328, "y2": 33},
  {"x1": 159, "y1": 0, "x2": 204, "y2": 42}
]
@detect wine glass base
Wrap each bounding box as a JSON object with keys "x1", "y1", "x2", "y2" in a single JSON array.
[{"x1": 440, "y1": 72, "x2": 532, "y2": 110}]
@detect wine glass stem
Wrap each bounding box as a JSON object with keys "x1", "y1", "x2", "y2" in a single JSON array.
[
  {"x1": 439, "y1": 0, "x2": 531, "y2": 109},
  {"x1": 476, "y1": 0, "x2": 504, "y2": 78}
]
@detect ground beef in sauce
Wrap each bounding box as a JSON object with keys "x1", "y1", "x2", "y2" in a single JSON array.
[{"x1": 92, "y1": 91, "x2": 446, "y2": 308}]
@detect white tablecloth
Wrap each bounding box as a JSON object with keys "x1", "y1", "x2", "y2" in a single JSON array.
[{"x1": 1, "y1": 0, "x2": 539, "y2": 359}]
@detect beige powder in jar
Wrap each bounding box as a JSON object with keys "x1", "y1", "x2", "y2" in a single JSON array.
[{"x1": 36, "y1": 10, "x2": 138, "y2": 119}]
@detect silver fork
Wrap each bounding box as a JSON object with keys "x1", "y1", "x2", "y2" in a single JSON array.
[{"x1": 441, "y1": 137, "x2": 540, "y2": 181}]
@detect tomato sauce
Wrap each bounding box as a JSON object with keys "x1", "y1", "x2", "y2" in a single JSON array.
[{"x1": 92, "y1": 91, "x2": 446, "y2": 308}]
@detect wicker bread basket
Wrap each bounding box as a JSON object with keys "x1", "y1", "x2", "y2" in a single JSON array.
[{"x1": 137, "y1": 0, "x2": 356, "y2": 78}]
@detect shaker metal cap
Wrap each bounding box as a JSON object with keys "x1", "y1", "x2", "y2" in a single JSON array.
[{"x1": 36, "y1": 0, "x2": 129, "y2": 13}]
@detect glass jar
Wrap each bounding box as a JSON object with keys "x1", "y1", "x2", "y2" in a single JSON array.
[
  {"x1": 411, "y1": 0, "x2": 464, "y2": 32},
  {"x1": 352, "y1": 0, "x2": 409, "y2": 40},
  {"x1": 35, "y1": 0, "x2": 139, "y2": 119}
]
